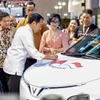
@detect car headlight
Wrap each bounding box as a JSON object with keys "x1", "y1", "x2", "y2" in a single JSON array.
[{"x1": 67, "y1": 93, "x2": 90, "y2": 100}]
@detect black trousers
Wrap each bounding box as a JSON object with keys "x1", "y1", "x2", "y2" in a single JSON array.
[
  {"x1": 0, "y1": 68, "x2": 8, "y2": 92},
  {"x1": 4, "y1": 72, "x2": 21, "y2": 94},
  {"x1": 24, "y1": 58, "x2": 37, "y2": 72},
  {"x1": 2, "y1": 58, "x2": 37, "y2": 93}
]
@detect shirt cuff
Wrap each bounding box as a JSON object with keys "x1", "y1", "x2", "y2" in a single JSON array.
[{"x1": 36, "y1": 53, "x2": 45, "y2": 61}]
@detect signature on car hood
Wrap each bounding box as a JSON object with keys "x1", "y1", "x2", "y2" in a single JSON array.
[{"x1": 23, "y1": 54, "x2": 100, "y2": 87}]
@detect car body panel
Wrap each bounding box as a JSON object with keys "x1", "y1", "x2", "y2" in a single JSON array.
[
  {"x1": 23, "y1": 55, "x2": 100, "y2": 86},
  {"x1": 20, "y1": 54, "x2": 100, "y2": 100},
  {"x1": 20, "y1": 29, "x2": 100, "y2": 100}
]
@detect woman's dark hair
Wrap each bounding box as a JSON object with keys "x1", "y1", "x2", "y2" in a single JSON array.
[
  {"x1": 47, "y1": 13, "x2": 61, "y2": 25},
  {"x1": 28, "y1": 13, "x2": 44, "y2": 24},
  {"x1": 83, "y1": 9, "x2": 93, "y2": 16},
  {"x1": 0, "y1": 11, "x2": 9, "y2": 21},
  {"x1": 25, "y1": 1, "x2": 36, "y2": 8},
  {"x1": 79, "y1": 13, "x2": 83, "y2": 19}
]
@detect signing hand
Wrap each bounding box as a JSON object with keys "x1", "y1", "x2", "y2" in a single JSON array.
[{"x1": 44, "y1": 54, "x2": 58, "y2": 60}]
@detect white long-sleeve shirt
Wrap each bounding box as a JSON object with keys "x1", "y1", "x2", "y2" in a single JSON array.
[{"x1": 3, "y1": 24, "x2": 45, "y2": 76}]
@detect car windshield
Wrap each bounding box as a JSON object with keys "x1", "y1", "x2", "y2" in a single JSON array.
[
  {"x1": 62, "y1": 28, "x2": 100, "y2": 59},
  {"x1": 86, "y1": 43, "x2": 100, "y2": 58}
]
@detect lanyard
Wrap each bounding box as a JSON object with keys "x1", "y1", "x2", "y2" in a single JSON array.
[{"x1": 83, "y1": 26, "x2": 89, "y2": 35}]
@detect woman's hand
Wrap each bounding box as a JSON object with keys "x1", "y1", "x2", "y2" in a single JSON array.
[
  {"x1": 50, "y1": 54, "x2": 58, "y2": 60},
  {"x1": 44, "y1": 47, "x2": 57, "y2": 54},
  {"x1": 50, "y1": 48, "x2": 56, "y2": 55},
  {"x1": 44, "y1": 54, "x2": 58, "y2": 60}
]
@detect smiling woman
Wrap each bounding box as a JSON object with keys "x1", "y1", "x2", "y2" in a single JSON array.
[{"x1": 39, "y1": 13, "x2": 69, "y2": 55}]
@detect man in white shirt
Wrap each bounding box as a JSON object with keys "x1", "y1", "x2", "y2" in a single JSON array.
[{"x1": 3, "y1": 13, "x2": 58, "y2": 93}]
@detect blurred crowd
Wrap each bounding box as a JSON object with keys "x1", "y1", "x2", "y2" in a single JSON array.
[{"x1": 0, "y1": 0, "x2": 98, "y2": 98}]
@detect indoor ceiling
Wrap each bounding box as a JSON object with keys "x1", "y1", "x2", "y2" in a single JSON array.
[
  {"x1": 3, "y1": 0, "x2": 32, "y2": 3},
  {"x1": 0, "y1": 0, "x2": 33, "y2": 7}
]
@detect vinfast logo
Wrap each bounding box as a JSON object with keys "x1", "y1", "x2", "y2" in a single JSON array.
[
  {"x1": 30, "y1": 84, "x2": 43, "y2": 97},
  {"x1": 23, "y1": 76, "x2": 43, "y2": 97},
  {"x1": 50, "y1": 60, "x2": 82, "y2": 69}
]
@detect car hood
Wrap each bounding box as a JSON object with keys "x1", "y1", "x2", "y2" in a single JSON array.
[{"x1": 23, "y1": 54, "x2": 100, "y2": 87}]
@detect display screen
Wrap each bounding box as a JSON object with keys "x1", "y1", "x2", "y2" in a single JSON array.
[{"x1": 0, "y1": 7, "x2": 23, "y2": 17}]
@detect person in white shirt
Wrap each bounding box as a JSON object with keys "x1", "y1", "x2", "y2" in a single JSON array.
[{"x1": 3, "y1": 13, "x2": 58, "y2": 93}]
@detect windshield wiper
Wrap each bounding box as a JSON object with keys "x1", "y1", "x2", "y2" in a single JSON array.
[
  {"x1": 62, "y1": 52, "x2": 100, "y2": 59},
  {"x1": 65, "y1": 53, "x2": 86, "y2": 57},
  {"x1": 82, "y1": 55, "x2": 99, "y2": 59},
  {"x1": 72, "y1": 53, "x2": 86, "y2": 57}
]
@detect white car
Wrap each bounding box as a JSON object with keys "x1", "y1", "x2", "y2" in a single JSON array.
[{"x1": 20, "y1": 29, "x2": 100, "y2": 100}]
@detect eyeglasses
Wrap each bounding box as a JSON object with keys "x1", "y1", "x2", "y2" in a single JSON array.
[{"x1": 51, "y1": 21, "x2": 60, "y2": 25}]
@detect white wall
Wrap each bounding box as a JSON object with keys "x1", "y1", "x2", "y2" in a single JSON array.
[
  {"x1": 68, "y1": 0, "x2": 84, "y2": 18},
  {"x1": 85, "y1": 0, "x2": 91, "y2": 9},
  {"x1": 68, "y1": 0, "x2": 92, "y2": 18},
  {"x1": 68, "y1": 0, "x2": 84, "y2": 12}
]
